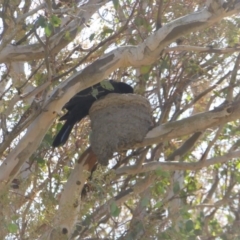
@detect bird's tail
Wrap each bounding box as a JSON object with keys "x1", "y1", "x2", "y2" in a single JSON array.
[{"x1": 52, "y1": 121, "x2": 74, "y2": 147}]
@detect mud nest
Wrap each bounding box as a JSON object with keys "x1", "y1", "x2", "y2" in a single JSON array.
[{"x1": 89, "y1": 93, "x2": 153, "y2": 165}]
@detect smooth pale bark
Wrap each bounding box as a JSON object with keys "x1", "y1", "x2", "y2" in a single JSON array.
[
  {"x1": 140, "y1": 101, "x2": 236, "y2": 146},
  {"x1": 39, "y1": 148, "x2": 96, "y2": 239},
  {"x1": 116, "y1": 150, "x2": 240, "y2": 175},
  {"x1": 0, "y1": 0, "x2": 110, "y2": 63}
]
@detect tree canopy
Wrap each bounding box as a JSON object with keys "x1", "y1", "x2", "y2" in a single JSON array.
[{"x1": 1, "y1": 0, "x2": 240, "y2": 239}]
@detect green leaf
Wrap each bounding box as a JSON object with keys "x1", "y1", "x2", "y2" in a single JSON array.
[
  {"x1": 38, "y1": 15, "x2": 47, "y2": 27},
  {"x1": 160, "y1": 58, "x2": 170, "y2": 70},
  {"x1": 63, "y1": 166, "x2": 71, "y2": 177},
  {"x1": 100, "y1": 81, "x2": 114, "y2": 91},
  {"x1": 43, "y1": 133, "x2": 53, "y2": 146},
  {"x1": 89, "y1": 33, "x2": 95, "y2": 41},
  {"x1": 134, "y1": 16, "x2": 144, "y2": 26},
  {"x1": 140, "y1": 65, "x2": 151, "y2": 74},
  {"x1": 91, "y1": 88, "x2": 99, "y2": 99},
  {"x1": 236, "y1": 161, "x2": 240, "y2": 170},
  {"x1": 64, "y1": 31, "x2": 71, "y2": 41},
  {"x1": 50, "y1": 15, "x2": 61, "y2": 27},
  {"x1": 155, "y1": 167, "x2": 169, "y2": 178},
  {"x1": 104, "y1": 28, "x2": 114, "y2": 34},
  {"x1": 173, "y1": 181, "x2": 180, "y2": 193},
  {"x1": 36, "y1": 158, "x2": 46, "y2": 167},
  {"x1": 102, "y1": 26, "x2": 114, "y2": 35},
  {"x1": 154, "y1": 201, "x2": 163, "y2": 209},
  {"x1": 56, "y1": 122, "x2": 63, "y2": 132},
  {"x1": 113, "y1": 0, "x2": 119, "y2": 9},
  {"x1": 7, "y1": 223, "x2": 18, "y2": 233},
  {"x1": 53, "y1": 174, "x2": 61, "y2": 181},
  {"x1": 185, "y1": 219, "x2": 194, "y2": 232},
  {"x1": 153, "y1": 182, "x2": 165, "y2": 195},
  {"x1": 45, "y1": 24, "x2": 52, "y2": 37},
  {"x1": 180, "y1": 207, "x2": 191, "y2": 219},
  {"x1": 34, "y1": 72, "x2": 45, "y2": 86},
  {"x1": 110, "y1": 201, "x2": 120, "y2": 217}
]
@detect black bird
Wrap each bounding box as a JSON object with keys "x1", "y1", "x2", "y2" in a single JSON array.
[{"x1": 52, "y1": 80, "x2": 134, "y2": 147}]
